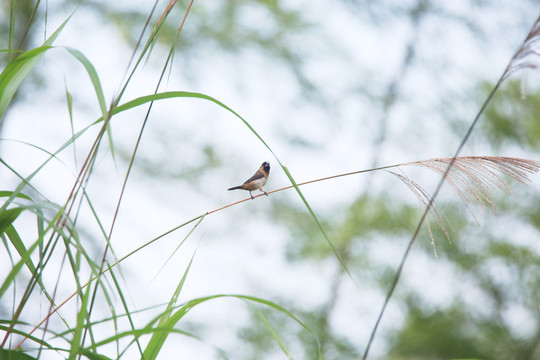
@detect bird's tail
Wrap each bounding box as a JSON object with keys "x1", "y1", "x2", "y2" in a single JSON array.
[{"x1": 228, "y1": 186, "x2": 243, "y2": 191}]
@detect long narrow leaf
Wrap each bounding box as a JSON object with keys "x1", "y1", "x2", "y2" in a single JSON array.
[
  {"x1": 99, "y1": 92, "x2": 348, "y2": 287},
  {"x1": 0, "y1": 46, "x2": 50, "y2": 118},
  {"x1": 0, "y1": 348, "x2": 38, "y2": 360},
  {"x1": 245, "y1": 302, "x2": 294, "y2": 359},
  {"x1": 142, "y1": 253, "x2": 196, "y2": 360},
  {"x1": 0, "y1": 191, "x2": 31, "y2": 201},
  {"x1": 106, "y1": 267, "x2": 143, "y2": 358},
  {"x1": 0, "y1": 15, "x2": 71, "y2": 119},
  {"x1": 63, "y1": 47, "x2": 107, "y2": 117},
  {"x1": 63, "y1": 47, "x2": 116, "y2": 162},
  {"x1": 0, "y1": 208, "x2": 23, "y2": 235},
  {"x1": 68, "y1": 285, "x2": 91, "y2": 360},
  {"x1": 4, "y1": 224, "x2": 36, "y2": 275},
  {"x1": 282, "y1": 166, "x2": 357, "y2": 287},
  {"x1": 0, "y1": 235, "x2": 42, "y2": 298}
]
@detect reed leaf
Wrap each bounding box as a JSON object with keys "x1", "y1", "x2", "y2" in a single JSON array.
[
  {"x1": 0, "y1": 15, "x2": 71, "y2": 120},
  {"x1": 142, "y1": 253, "x2": 195, "y2": 360},
  {"x1": 0, "y1": 348, "x2": 38, "y2": 360}
]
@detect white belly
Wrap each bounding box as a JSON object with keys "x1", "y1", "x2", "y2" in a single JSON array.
[{"x1": 251, "y1": 177, "x2": 267, "y2": 190}]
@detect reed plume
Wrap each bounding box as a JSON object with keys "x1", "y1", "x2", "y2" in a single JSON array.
[
  {"x1": 503, "y1": 16, "x2": 540, "y2": 81},
  {"x1": 408, "y1": 156, "x2": 539, "y2": 208},
  {"x1": 389, "y1": 156, "x2": 540, "y2": 253}
]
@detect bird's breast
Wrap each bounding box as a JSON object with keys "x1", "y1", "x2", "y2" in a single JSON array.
[{"x1": 244, "y1": 177, "x2": 267, "y2": 190}]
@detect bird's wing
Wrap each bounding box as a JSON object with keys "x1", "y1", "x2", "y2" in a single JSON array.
[{"x1": 243, "y1": 170, "x2": 264, "y2": 184}]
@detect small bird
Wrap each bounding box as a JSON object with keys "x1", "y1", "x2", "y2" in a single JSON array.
[{"x1": 228, "y1": 161, "x2": 270, "y2": 199}]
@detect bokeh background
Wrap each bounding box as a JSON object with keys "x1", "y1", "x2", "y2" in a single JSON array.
[{"x1": 1, "y1": 1, "x2": 540, "y2": 359}]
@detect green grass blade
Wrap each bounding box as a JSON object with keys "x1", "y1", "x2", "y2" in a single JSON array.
[
  {"x1": 245, "y1": 302, "x2": 294, "y2": 359},
  {"x1": 108, "y1": 91, "x2": 272, "y2": 149},
  {"x1": 4, "y1": 224, "x2": 36, "y2": 275},
  {"x1": 0, "y1": 208, "x2": 23, "y2": 235},
  {"x1": 63, "y1": 79, "x2": 77, "y2": 166},
  {"x1": 68, "y1": 285, "x2": 91, "y2": 360},
  {"x1": 0, "y1": 46, "x2": 50, "y2": 119},
  {"x1": 282, "y1": 166, "x2": 357, "y2": 287},
  {"x1": 142, "y1": 253, "x2": 196, "y2": 360},
  {"x1": 83, "y1": 327, "x2": 195, "y2": 349},
  {"x1": 78, "y1": 349, "x2": 112, "y2": 360},
  {"x1": 63, "y1": 47, "x2": 116, "y2": 163},
  {"x1": 235, "y1": 294, "x2": 324, "y2": 360},
  {"x1": 0, "y1": 234, "x2": 42, "y2": 299},
  {"x1": 63, "y1": 47, "x2": 107, "y2": 117},
  {"x1": 0, "y1": 135, "x2": 75, "y2": 212},
  {"x1": 0, "y1": 321, "x2": 54, "y2": 348},
  {"x1": 150, "y1": 214, "x2": 205, "y2": 283},
  {"x1": 0, "y1": 348, "x2": 38, "y2": 360},
  {"x1": 73, "y1": 292, "x2": 319, "y2": 359},
  {"x1": 0, "y1": 15, "x2": 71, "y2": 119},
  {"x1": 0, "y1": 191, "x2": 31, "y2": 201},
  {"x1": 94, "y1": 91, "x2": 264, "y2": 146},
  {"x1": 142, "y1": 293, "x2": 321, "y2": 360},
  {"x1": 8, "y1": 0, "x2": 14, "y2": 55},
  {"x1": 106, "y1": 267, "x2": 143, "y2": 357},
  {"x1": 93, "y1": 90, "x2": 277, "y2": 168}
]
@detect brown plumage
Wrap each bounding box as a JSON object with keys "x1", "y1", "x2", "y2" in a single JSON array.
[{"x1": 228, "y1": 161, "x2": 270, "y2": 199}]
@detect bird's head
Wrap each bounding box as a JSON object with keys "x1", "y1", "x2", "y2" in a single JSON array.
[{"x1": 261, "y1": 161, "x2": 270, "y2": 174}]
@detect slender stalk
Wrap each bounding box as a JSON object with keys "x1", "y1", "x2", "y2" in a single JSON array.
[
  {"x1": 361, "y1": 14, "x2": 540, "y2": 360},
  {"x1": 208, "y1": 164, "x2": 399, "y2": 214},
  {"x1": 13, "y1": 154, "x2": 538, "y2": 350},
  {"x1": 81, "y1": 0, "x2": 195, "y2": 350},
  {"x1": 13, "y1": 162, "x2": 397, "y2": 349}
]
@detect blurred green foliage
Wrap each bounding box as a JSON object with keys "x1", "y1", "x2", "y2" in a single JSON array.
[
  {"x1": 247, "y1": 80, "x2": 540, "y2": 358},
  {"x1": 384, "y1": 82, "x2": 540, "y2": 359},
  {"x1": 482, "y1": 80, "x2": 540, "y2": 150},
  {"x1": 272, "y1": 194, "x2": 421, "y2": 261}
]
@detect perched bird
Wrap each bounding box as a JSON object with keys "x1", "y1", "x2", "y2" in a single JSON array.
[{"x1": 228, "y1": 161, "x2": 270, "y2": 199}]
